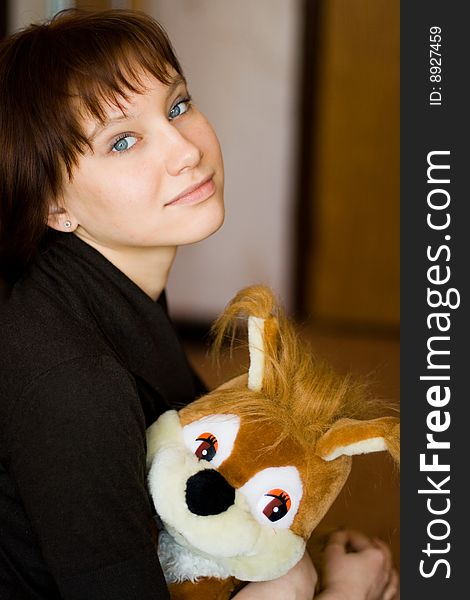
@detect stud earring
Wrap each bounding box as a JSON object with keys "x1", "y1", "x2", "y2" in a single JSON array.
[{"x1": 64, "y1": 220, "x2": 72, "y2": 229}]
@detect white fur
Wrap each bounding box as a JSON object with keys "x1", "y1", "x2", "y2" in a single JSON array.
[
  {"x1": 248, "y1": 316, "x2": 265, "y2": 391},
  {"x1": 158, "y1": 530, "x2": 231, "y2": 584},
  {"x1": 149, "y1": 443, "x2": 261, "y2": 558},
  {"x1": 323, "y1": 437, "x2": 387, "y2": 461},
  {"x1": 148, "y1": 410, "x2": 306, "y2": 582},
  {"x1": 221, "y1": 527, "x2": 305, "y2": 581},
  {"x1": 146, "y1": 410, "x2": 181, "y2": 468}
]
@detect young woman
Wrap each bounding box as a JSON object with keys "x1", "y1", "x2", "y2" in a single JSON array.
[{"x1": 0, "y1": 10, "x2": 398, "y2": 600}]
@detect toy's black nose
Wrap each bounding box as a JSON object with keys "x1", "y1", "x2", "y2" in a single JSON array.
[{"x1": 185, "y1": 469, "x2": 235, "y2": 516}]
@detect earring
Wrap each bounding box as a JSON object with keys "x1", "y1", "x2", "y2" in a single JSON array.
[{"x1": 64, "y1": 220, "x2": 72, "y2": 229}]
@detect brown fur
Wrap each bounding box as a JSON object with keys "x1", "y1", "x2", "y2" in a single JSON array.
[
  {"x1": 186, "y1": 286, "x2": 393, "y2": 450},
  {"x1": 165, "y1": 285, "x2": 399, "y2": 599}
]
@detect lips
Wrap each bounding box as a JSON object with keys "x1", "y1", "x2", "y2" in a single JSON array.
[{"x1": 165, "y1": 175, "x2": 216, "y2": 207}]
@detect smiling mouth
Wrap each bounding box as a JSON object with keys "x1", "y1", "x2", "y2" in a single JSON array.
[{"x1": 165, "y1": 175, "x2": 216, "y2": 207}]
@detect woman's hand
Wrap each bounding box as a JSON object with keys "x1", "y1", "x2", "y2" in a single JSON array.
[
  {"x1": 231, "y1": 551, "x2": 318, "y2": 600},
  {"x1": 317, "y1": 530, "x2": 399, "y2": 600}
]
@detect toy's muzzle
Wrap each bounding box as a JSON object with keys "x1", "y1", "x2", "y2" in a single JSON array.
[{"x1": 185, "y1": 469, "x2": 236, "y2": 516}]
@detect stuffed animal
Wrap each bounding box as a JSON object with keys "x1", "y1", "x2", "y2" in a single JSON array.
[{"x1": 146, "y1": 286, "x2": 399, "y2": 600}]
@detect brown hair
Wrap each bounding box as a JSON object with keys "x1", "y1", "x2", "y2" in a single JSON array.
[{"x1": 0, "y1": 9, "x2": 183, "y2": 282}]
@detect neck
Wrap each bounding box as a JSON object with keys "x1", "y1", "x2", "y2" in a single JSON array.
[{"x1": 73, "y1": 233, "x2": 177, "y2": 300}]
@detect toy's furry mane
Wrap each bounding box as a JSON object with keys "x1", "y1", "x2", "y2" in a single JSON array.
[{"x1": 196, "y1": 286, "x2": 397, "y2": 458}]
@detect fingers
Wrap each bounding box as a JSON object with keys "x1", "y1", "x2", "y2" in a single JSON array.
[
  {"x1": 370, "y1": 537, "x2": 397, "y2": 600},
  {"x1": 323, "y1": 529, "x2": 375, "y2": 568},
  {"x1": 345, "y1": 529, "x2": 377, "y2": 552},
  {"x1": 383, "y1": 568, "x2": 399, "y2": 600},
  {"x1": 322, "y1": 530, "x2": 398, "y2": 600},
  {"x1": 323, "y1": 530, "x2": 349, "y2": 561},
  {"x1": 372, "y1": 536, "x2": 393, "y2": 573},
  {"x1": 326, "y1": 529, "x2": 376, "y2": 554}
]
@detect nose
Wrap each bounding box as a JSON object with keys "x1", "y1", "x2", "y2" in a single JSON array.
[
  {"x1": 185, "y1": 469, "x2": 235, "y2": 516},
  {"x1": 164, "y1": 125, "x2": 202, "y2": 176}
]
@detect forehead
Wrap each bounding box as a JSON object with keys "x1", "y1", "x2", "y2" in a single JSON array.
[
  {"x1": 218, "y1": 418, "x2": 306, "y2": 491},
  {"x1": 179, "y1": 395, "x2": 306, "y2": 471}
]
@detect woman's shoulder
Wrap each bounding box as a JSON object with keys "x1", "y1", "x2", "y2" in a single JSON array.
[
  {"x1": 1, "y1": 352, "x2": 143, "y2": 459},
  {"x1": 0, "y1": 280, "x2": 136, "y2": 438},
  {"x1": 1, "y1": 272, "x2": 114, "y2": 370}
]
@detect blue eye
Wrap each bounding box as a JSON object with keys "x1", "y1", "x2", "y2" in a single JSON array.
[
  {"x1": 169, "y1": 98, "x2": 191, "y2": 120},
  {"x1": 112, "y1": 135, "x2": 137, "y2": 153}
]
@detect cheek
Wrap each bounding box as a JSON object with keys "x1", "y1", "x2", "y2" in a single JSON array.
[
  {"x1": 187, "y1": 113, "x2": 223, "y2": 165},
  {"x1": 204, "y1": 128, "x2": 223, "y2": 165},
  {"x1": 68, "y1": 161, "x2": 159, "y2": 217}
]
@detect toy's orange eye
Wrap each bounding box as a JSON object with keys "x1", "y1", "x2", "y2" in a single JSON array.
[
  {"x1": 195, "y1": 433, "x2": 218, "y2": 462},
  {"x1": 262, "y1": 489, "x2": 292, "y2": 522}
]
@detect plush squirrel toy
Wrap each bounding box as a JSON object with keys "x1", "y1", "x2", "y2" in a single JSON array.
[{"x1": 146, "y1": 286, "x2": 399, "y2": 600}]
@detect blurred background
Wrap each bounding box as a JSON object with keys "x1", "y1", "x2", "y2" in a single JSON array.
[{"x1": 2, "y1": 0, "x2": 400, "y2": 571}]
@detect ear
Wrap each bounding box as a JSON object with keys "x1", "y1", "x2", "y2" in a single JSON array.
[
  {"x1": 316, "y1": 416, "x2": 400, "y2": 464},
  {"x1": 247, "y1": 315, "x2": 278, "y2": 391},
  {"x1": 47, "y1": 203, "x2": 77, "y2": 232},
  {"x1": 247, "y1": 316, "x2": 265, "y2": 390},
  {"x1": 209, "y1": 285, "x2": 280, "y2": 392}
]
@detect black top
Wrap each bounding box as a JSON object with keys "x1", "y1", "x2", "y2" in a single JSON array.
[{"x1": 0, "y1": 232, "x2": 206, "y2": 600}]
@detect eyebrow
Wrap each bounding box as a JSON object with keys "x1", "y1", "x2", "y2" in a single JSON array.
[{"x1": 88, "y1": 75, "x2": 187, "y2": 142}]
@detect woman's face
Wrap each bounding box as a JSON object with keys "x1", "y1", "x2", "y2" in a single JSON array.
[{"x1": 54, "y1": 70, "x2": 224, "y2": 250}]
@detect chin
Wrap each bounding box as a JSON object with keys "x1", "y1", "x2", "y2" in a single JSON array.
[{"x1": 181, "y1": 201, "x2": 225, "y2": 245}]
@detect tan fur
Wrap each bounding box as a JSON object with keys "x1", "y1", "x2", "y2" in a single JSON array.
[
  {"x1": 316, "y1": 417, "x2": 400, "y2": 464},
  {"x1": 187, "y1": 286, "x2": 394, "y2": 453},
  {"x1": 153, "y1": 285, "x2": 399, "y2": 599}
]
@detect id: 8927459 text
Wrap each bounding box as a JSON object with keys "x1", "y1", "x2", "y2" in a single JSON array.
[{"x1": 429, "y1": 26, "x2": 442, "y2": 107}]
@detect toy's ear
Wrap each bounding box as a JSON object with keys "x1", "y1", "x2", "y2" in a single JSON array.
[
  {"x1": 210, "y1": 285, "x2": 280, "y2": 392},
  {"x1": 316, "y1": 416, "x2": 400, "y2": 464},
  {"x1": 247, "y1": 314, "x2": 278, "y2": 391}
]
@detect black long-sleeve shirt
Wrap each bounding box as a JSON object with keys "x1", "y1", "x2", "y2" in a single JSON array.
[{"x1": 0, "y1": 232, "x2": 206, "y2": 599}]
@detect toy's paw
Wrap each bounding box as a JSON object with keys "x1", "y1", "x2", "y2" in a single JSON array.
[{"x1": 169, "y1": 576, "x2": 239, "y2": 600}]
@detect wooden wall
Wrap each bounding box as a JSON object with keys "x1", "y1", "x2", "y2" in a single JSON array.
[{"x1": 304, "y1": 0, "x2": 399, "y2": 328}]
